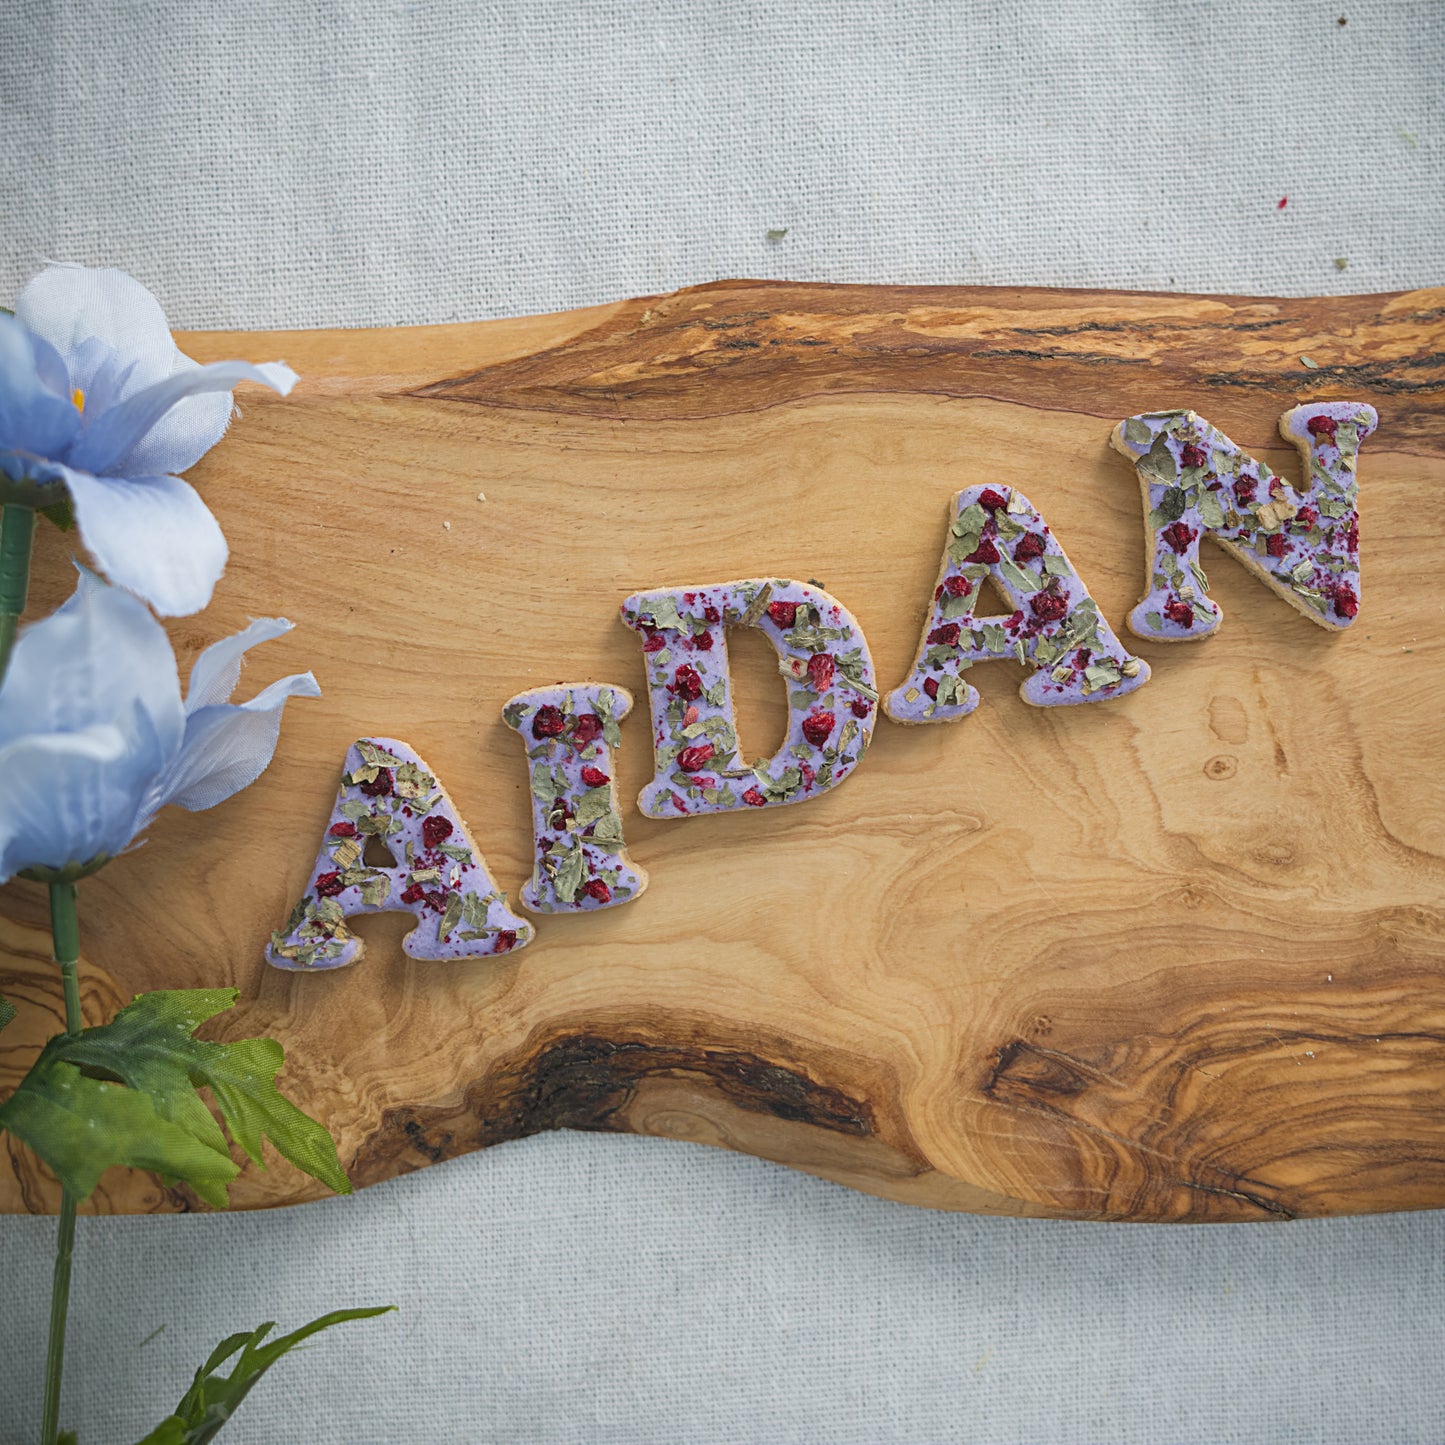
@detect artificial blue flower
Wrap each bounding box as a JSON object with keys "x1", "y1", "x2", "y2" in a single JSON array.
[
  {"x1": 0, "y1": 569, "x2": 319, "y2": 884},
  {"x1": 0, "y1": 265, "x2": 297, "y2": 616}
]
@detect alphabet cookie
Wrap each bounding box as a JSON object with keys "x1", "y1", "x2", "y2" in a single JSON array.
[
  {"x1": 266, "y1": 738, "x2": 532, "y2": 970},
  {"x1": 1110, "y1": 402, "x2": 1377, "y2": 639},
  {"x1": 502, "y1": 684, "x2": 648, "y2": 912},
  {"x1": 620, "y1": 579, "x2": 878, "y2": 816},
  {"x1": 885, "y1": 486, "x2": 1149, "y2": 723}
]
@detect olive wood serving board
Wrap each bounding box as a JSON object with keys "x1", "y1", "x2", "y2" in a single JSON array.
[{"x1": 3, "y1": 280, "x2": 1444, "y2": 1223}]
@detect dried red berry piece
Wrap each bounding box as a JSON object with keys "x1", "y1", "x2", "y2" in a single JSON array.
[
  {"x1": 642, "y1": 631, "x2": 666, "y2": 653},
  {"x1": 1029, "y1": 590, "x2": 1069, "y2": 623},
  {"x1": 927, "y1": 623, "x2": 961, "y2": 646},
  {"x1": 677, "y1": 741, "x2": 715, "y2": 772},
  {"x1": 328, "y1": 821, "x2": 358, "y2": 839},
  {"x1": 693, "y1": 630, "x2": 714, "y2": 651},
  {"x1": 703, "y1": 605, "x2": 721, "y2": 623},
  {"x1": 1013, "y1": 533, "x2": 1045, "y2": 563},
  {"x1": 966, "y1": 537, "x2": 1000, "y2": 564},
  {"x1": 672, "y1": 664, "x2": 703, "y2": 701},
  {"x1": 850, "y1": 698, "x2": 872, "y2": 718},
  {"x1": 1265, "y1": 533, "x2": 1287, "y2": 558},
  {"x1": 922, "y1": 677, "x2": 939, "y2": 700},
  {"x1": 1180, "y1": 442, "x2": 1209, "y2": 469},
  {"x1": 801, "y1": 710, "x2": 835, "y2": 747},
  {"x1": 359, "y1": 769, "x2": 393, "y2": 797},
  {"x1": 315, "y1": 870, "x2": 345, "y2": 898},
  {"x1": 580, "y1": 765, "x2": 610, "y2": 788},
  {"x1": 1233, "y1": 478, "x2": 1257, "y2": 506},
  {"x1": 1164, "y1": 597, "x2": 1195, "y2": 628},
  {"x1": 422, "y1": 815, "x2": 454, "y2": 849},
  {"x1": 571, "y1": 714, "x2": 603, "y2": 745},
  {"x1": 1295, "y1": 506, "x2": 1318, "y2": 530},
  {"x1": 548, "y1": 798, "x2": 574, "y2": 830},
  {"x1": 1161, "y1": 521, "x2": 1196, "y2": 554},
  {"x1": 768, "y1": 600, "x2": 798, "y2": 628},
  {"x1": 807, "y1": 653, "x2": 835, "y2": 691},
  {"x1": 741, "y1": 787, "x2": 767, "y2": 807},
  {"x1": 1307, "y1": 415, "x2": 1339, "y2": 441},
  {"x1": 495, "y1": 930, "x2": 517, "y2": 953},
  {"x1": 532, "y1": 705, "x2": 566, "y2": 739},
  {"x1": 400, "y1": 882, "x2": 427, "y2": 906},
  {"x1": 581, "y1": 879, "x2": 612, "y2": 904},
  {"x1": 978, "y1": 488, "x2": 1009, "y2": 511},
  {"x1": 943, "y1": 574, "x2": 973, "y2": 598},
  {"x1": 1333, "y1": 582, "x2": 1359, "y2": 619}
]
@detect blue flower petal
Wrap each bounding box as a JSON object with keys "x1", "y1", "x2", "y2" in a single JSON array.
[
  {"x1": 28, "y1": 330, "x2": 72, "y2": 402},
  {"x1": 0, "y1": 570, "x2": 185, "y2": 873},
  {"x1": 146, "y1": 669, "x2": 321, "y2": 821},
  {"x1": 0, "y1": 726, "x2": 134, "y2": 883},
  {"x1": 0, "y1": 568, "x2": 182, "y2": 756},
  {"x1": 61, "y1": 466, "x2": 229, "y2": 617},
  {"x1": 68, "y1": 357, "x2": 297, "y2": 478},
  {"x1": 184, "y1": 616, "x2": 296, "y2": 713},
  {"x1": 16, "y1": 266, "x2": 180, "y2": 395},
  {"x1": 0, "y1": 314, "x2": 81, "y2": 466}
]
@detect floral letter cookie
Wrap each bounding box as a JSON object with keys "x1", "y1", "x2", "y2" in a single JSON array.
[
  {"x1": 502, "y1": 684, "x2": 647, "y2": 912},
  {"x1": 886, "y1": 486, "x2": 1149, "y2": 723},
  {"x1": 1110, "y1": 403, "x2": 1377, "y2": 639},
  {"x1": 620, "y1": 579, "x2": 878, "y2": 816},
  {"x1": 266, "y1": 738, "x2": 532, "y2": 970}
]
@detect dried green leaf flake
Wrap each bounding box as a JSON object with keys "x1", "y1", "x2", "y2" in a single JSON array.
[
  {"x1": 998, "y1": 557, "x2": 1041, "y2": 595},
  {"x1": 644, "y1": 595, "x2": 685, "y2": 632},
  {"x1": 355, "y1": 741, "x2": 404, "y2": 770},
  {"x1": 437, "y1": 890, "x2": 464, "y2": 941},
  {"x1": 549, "y1": 840, "x2": 586, "y2": 904},
  {"x1": 1137, "y1": 434, "x2": 1177, "y2": 489},
  {"x1": 573, "y1": 789, "x2": 613, "y2": 828}
]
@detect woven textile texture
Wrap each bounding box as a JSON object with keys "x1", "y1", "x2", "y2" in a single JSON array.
[{"x1": 1, "y1": 1, "x2": 1444, "y2": 1442}]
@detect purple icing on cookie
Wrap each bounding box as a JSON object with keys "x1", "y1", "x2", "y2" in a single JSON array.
[
  {"x1": 502, "y1": 684, "x2": 648, "y2": 913},
  {"x1": 266, "y1": 737, "x2": 532, "y2": 971},
  {"x1": 885, "y1": 485, "x2": 1149, "y2": 723},
  {"x1": 1110, "y1": 402, "x2": 1377, "y2": 641},
  {"x1": 620, "y1": 579, "x2": 878, "y2": 817}
]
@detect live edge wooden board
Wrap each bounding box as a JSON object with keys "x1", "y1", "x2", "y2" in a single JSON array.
[{"x1": 4, "y1": 280, "x2": 1445, "y2": 1224}]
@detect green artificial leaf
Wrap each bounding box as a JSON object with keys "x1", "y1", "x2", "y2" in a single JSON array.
[
  {"x1": 0, "y1": 994, "x2": 14, "y2": 1034},
  {"x1": 134, "y1": 1307, "x2": 394, "y2": 1445},
  {"x1": 0, "y1": 990, "x2": 350, "y2": 1207},
  {"x1": 40, "y1": 497, "x2": 76, "y2": 533}
]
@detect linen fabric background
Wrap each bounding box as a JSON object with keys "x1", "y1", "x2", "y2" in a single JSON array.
[{"x1": 1, "y1": 1, "x2": 1443, "y2": 1441}]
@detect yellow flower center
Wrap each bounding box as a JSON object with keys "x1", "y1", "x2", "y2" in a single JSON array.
[{"x1": 71, "y1": 387, "x2": 86, "y2": 414}]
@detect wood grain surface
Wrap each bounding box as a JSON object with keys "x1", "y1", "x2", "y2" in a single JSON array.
[{"x1": 3, "y1": 279, "x2": 1444, "y2": 1223}]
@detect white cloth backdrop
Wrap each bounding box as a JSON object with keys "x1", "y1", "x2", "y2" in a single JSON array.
[{"x1": 1, "y1": 2, "x2": 1443, "y2": 1441}]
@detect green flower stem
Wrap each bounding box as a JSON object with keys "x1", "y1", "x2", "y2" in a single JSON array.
[
  {"x1": 0, "y1": 502, "x2": 37, "y2": 689},
  {"x1": 40, "y1": 882, "x2": 82, "y2": 1445},
  {"x1": 40, "y1": 1194, "x2": 76, "y2": 1445},
  {"x1": 48, "y1": 883, "x2": 83, "y2": 1036}
]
